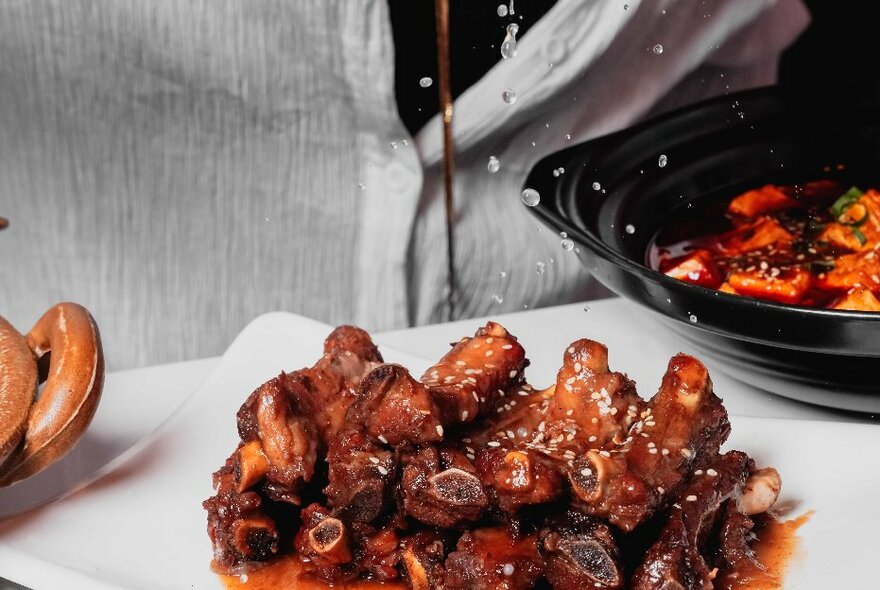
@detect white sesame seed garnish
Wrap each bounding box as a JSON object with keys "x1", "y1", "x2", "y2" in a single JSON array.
[
  {"x1": 378, "y1": 435, "x2": 388, "y2": 444},
  {"x1": 657, "y1": 487, "x2": 665, "y2": 494},
  {"x1": 488, "y1": 441, "x2": 501, "y2": 447},
  {"x1": 461, "y1": 410, "x2": 469, "y2": 421},
  {"x1": 377, "y1": 466, "x2": 389, "y2": 476},
  {"x1": 694, "y1": 469, "x2": 704, "y2": 475},
  {"x1": 509, "y1": 370, "x2": 518, "y2": 379},
  {"x1": 485, "y1": 350, "x2": 494, "y2": 357},
  {"x1": 599, "y1": 450, "x2": 611, "y2": 458},
  {"x1": 707, "y1": 468, "x2": 718, "y2": 477},
  {"x1": 369, "y1": 456, "x2": 380, "y2": 464},
  {"x1": 568, "y1": 347, "x2": 575, "y2": 354},
  {"x1": 588, "y1": 435, "x2": 598, "y2": 443},
  {"x1": 486, "y1": 337, "x2": 494, "y2": 344},
  {"x1": 574, "y1": 362, "x2": 582, "y2": 372},
  {"x1": 686, "y1": 495, "x2": 697, "y2": 502},
  {"x1": 580, "y1": 467, "x2": 593, "y2": 477},
  {"x1": 466, "y1": 453, "x2": 475, "y2": 460},
  {"x1": 436, "y1": 425, "x2": 444, "y2": 437},
  {"x1": 680, "y1": 448, "x2": 692, "y2": 458},
  {"x1": 456, "y1": 360, "x2": 466, "y2": 366},
  {"x1": 502, "y1": 344, "x2": 513, "y2": 350},
  {"x1": 661, "y1": 448, "x2": 669, "y2": 456},
  {"x1": 648, "y1": 448, "x2": 658, "y2": 454}
]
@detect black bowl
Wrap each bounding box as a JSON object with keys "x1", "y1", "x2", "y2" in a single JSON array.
[{"x1": 525, "y1": 86, "x2": 880, "y2": 412}]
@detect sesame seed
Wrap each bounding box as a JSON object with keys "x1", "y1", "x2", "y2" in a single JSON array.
[
  {"x1": 680, "y1": 448, "x2": 692, "y2": 458},
  {"x1": 568, "y1": 347, "x2": 575, "y2": 354},
  {"x1": 566, "y1": 409, "x2": 574, "y2": 416},
  {"x1": 648, "y1": 448, "x2": 658, "y2": 454},
  {"x1": 588, "y1": 435, "x2": 598, "y2": 442},
  {"x1": 694, "y1": 469, "x2": 704, "y2": 475},
  {"x1": 377, "y1": 466, "x2": 389, "y2": 476},
  {"x1": 599, "y1": 450, "x2": 611, "y2": 458},
  {"x1": 509, "y1": 370, "x2": 518, "y2": 378},
  {"x1": 657, "y1": 486, "x2": 665, "y2": 494},
  {"x1": 485, "y1": 350, "x2": 494, "y2": 357},
  {"x1": 466, "y1": 453, "x2": 475, "y2": 460},
  {"x1": 486, "y1": 337, "x2": 494, "y2": 344},
  {"x1": 436, "y1": 425, "x2": 444, "y2": 437},
  {"x1": 502, "y1": 344, "x2": 513, "y2": 350},
  {"x1": 487, "y1": 441, "x2": 501, "y2": 447},
  {"x1": 369, "y1": 456, "x2": 380, "y2": 464},
  {"x1": 461, "y1": 410, "x2": 469, "y2": 420},
  {"x1": 580, "y1": 467, "x2": 593, "y2": 476},
  {"x1": 686, "y1": 495, "x2": 697, "y2": 502},
  {"x1": 661, "y1": 448, "x2": 669, "y2": 456},
  {"x1": 456, "y1": 360, "x2": 466, "y2": 366},
  {"x1": 378, "y1": 435, "x2": 388, "y2": 444},
  {"x1": 707, "y1": 468, "x2": 718, "y2": 477}
]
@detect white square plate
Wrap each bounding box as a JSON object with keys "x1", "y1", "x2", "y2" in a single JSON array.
[{"x1": 1, "y1": 312, "x2": 878, "y2": 589}]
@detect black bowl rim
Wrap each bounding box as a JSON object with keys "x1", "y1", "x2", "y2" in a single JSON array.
[{"x1": 526, "y1": 86, "x2": 880, "y2": 355}]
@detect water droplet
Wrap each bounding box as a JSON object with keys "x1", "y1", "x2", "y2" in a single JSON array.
[
  {"x1": 419, "y1": 76, "x2": 433, "y2": 88},
  {"x1": 658, "y1": 154, "x2": 668, "y2": 168},
  {"x1": 502, "y1": 89, "x2": 517, "y2": 104},
  {"x1": 552, "y1": 167, "x2": 566, "y2": 177},
  {"x1": 499, "y1": 270, "x2": 507, "y2": 278},
  {"x1": 503, "y1": 563, "x2": 515, "y2": 576},
  {"x1": 501, "y1": 23, "x2": 519, "y2": 60},
  {"x1": 402, "y1": 139, "x2": 409, "y2": 146},
  {"x1": 358, "y1": 182, "x2": 366, "y2": 191},
  {"x1": 689, "y1": 314, "x2": 698, "y2": 323},
  {"x1": 561, "y1": 238, "x2": 575, "y2": 251},
  {"x1": 536, "y1": 261, "x2": 546, "y2": 274},
  {"x1": 492, "y1": 294, "x2": 504, "y2": 304},
  {"x1": 521, "y1": 188, "x2": 540, "y2": 207},
  {"x1": 625, "y1": 224, "x2": 635, "y2": 234},
  {"x1": 653, "y1": 44, "x2": 664, "y2": 54},
  {"x1": 583, "y1": 305, "x2": 591, "y2": 312},
  {"x1": 592, "y1": 182, "x2": 601, "y2": 191},
  {"x1": 487, "y1": 155, "x2": 501, "y2": 173},
  {"x1": 390, "y1": 141, "x2": 399, "y2": 150},
  {"x1": 560, "y1": 231, "x2": 568, "y2": 238},
  {"x1": 565, "y1": 134, "x2": 572, "y2": 140},
  {"x1": 624, "y1": 3, "x2": 629, "y2": 9},
  {"x1": 497, "y1": 4, "x2": 508, "y2": 17},
  {"x1": 508, "y1": 0, "x2": 515, "y2": 15}
]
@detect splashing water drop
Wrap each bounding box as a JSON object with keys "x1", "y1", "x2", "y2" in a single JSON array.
[
  {"x1": 565, "y1": 134, "x2": 572, "y2": 140},
  {"x1": 501, "y1": 23, "x2": 519, "y2": 59},
  {"x1": 357, "y1": 182, "x2": 366, "y2": 191},
  {"x1": 689, "y1": 314, "x2": 698, "y2": 323},
  {"x1": 624, "y1": 3, "x2": 629, "y2": 9},
  {"x1": 552, "y1": 167, "x2": 566, "y2": 177},
  {"x1": 497, "y1": 4, "x2": 508, "y2": 17},
  {"x1": 561, "y1": 238, "x2": 575, "y2": 251},
  {"x1": 653, "y1": 44, "x2": 664, "y2": 54},
  {"x1": 492, "y1": 294, "x2": 504, "y2": 304},
  {"x1": 499, "y1": 270, "x2": 507, "y2": 278},
  {"x1": 390, "y1": 141, "x2": 398, "y2": 150},
  {"x1": 536, "y1": 261, "x2": 546, "y2": 274},
  {"x1": 502, "y1": 89, "x2": 517, "y2": 104},
  {"x1": 559, "y1": 231, "x2": 568, "y2": 238},
  {"x1": 402, "y1": 139, "x2": 409, "y2": 146},
  {"x1": 658, "y1": 154, "x2": 668, "y2": 168},
  {"x1": 521, "y1": 188, "x2": 540, "y2": 207},
  {"x1": 419, "y1": 76, "x2": 433, "y2": 88},
  {"x1": 583, "y1": 305, "x2": 591, "y2": 312},
  {"x1": 487, "y1": 155, "x2": 501, "y2": 173},
  {"x1": 592, "y1": 181, "x2": 602, "y2": 191},
  {"x1": 625, "y1": 224, "x2": 635, "y2": 234}
]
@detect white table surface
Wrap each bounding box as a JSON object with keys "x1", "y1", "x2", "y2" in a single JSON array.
[{"x1": 2, "y1": 297, "x2": 876, "y2": 589}]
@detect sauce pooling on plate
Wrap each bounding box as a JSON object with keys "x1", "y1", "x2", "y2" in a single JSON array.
[{"x1": 650, "y1": 180, "x2": 880, "y2": 310}]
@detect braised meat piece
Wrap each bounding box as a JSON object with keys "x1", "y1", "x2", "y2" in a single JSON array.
[
  {"x1": 421, "y1": 322, "x2": 528, "y2": 424},
  {"x1": 202, "y1": 450, "x2": 280, "y2": 572},
  {"x1": 544, "y1": 339, "x2": 643, "y2": 448},
  {"x1": 346, "y1": 363, "x2": 445, "y2": 446},
  {"x1": 400, "y1": 530, "x2": 450, "y2": 590},
  {"x1": 539, "y1": 510, "x2": 624, "y2": 590},
  {"x1": 444, "y1": 527, "x2": 544, "y2": 590},
  {"x1": 474, "y1": 447, "x2": 564, "y2": 514},
  {"x1": 570, "y1": 354, "x2": 729, "y2": 531},
  {"x1": 401, "y1": 446, "x2": 489, "y2": 528},
  {"x1": 630, "y1": 451, "x2": 752, "y2": 590},
  {"x1": 324, "y1": 428, "x2": 397, "y2": 523},
  {"x1": 294, "y1": 503, "x2": 401, "y2": 584}
]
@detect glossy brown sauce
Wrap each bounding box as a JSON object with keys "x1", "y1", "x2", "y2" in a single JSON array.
[
  {"x1": 719, "y1": 510, "x2": 813, "y2": 590},
  {"x1": 221, "y1": 512, "x2": 811, "y2": 589},
  {"x1": 220, "y1": 553, "x2": 404, "y2": 590}
]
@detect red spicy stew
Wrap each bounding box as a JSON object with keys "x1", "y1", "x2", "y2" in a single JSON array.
[{"x1": 650, "y1": 180, "x2": 880, "y2": 311}]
